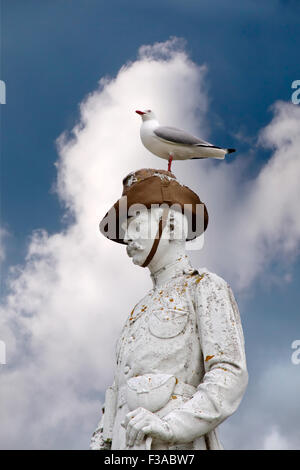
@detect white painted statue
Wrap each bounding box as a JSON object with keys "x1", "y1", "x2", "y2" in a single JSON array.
[{"x1": 91, "y1": 169, "x2": 248, "y2": 450}]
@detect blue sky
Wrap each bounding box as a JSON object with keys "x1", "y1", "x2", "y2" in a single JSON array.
[{"x1": 1, "y1": 0, "x2": 300, "y2": 449}]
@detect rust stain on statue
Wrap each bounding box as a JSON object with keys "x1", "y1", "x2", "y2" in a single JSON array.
[
  {"x1": 205, "y1": 355, "x2": 215, "y2": 362},
  {"x1": 195, "y1": 274, "x2": 205, "y2": 284}
]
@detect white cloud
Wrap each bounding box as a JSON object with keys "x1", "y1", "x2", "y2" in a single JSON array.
[
  {"x1": 1, "y1": 38, "x2": 300, "y2": 449},
  {"x1": 189, "y1": 101, "x2": 300, "y2": 289},
  {"x1": 262, "y1": 426, "x2": 290, "y2": 450}
]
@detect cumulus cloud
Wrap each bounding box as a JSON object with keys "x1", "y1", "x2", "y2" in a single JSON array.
[
  {"x1": 0, "y1": 38, "x2": 300, "y2": 449},
  {"x1": 188, "y1": 100, "x2": 300, "y2": 289},
  {"x1": 0, "y1": 38, "x2": 208, "y2": 449}
]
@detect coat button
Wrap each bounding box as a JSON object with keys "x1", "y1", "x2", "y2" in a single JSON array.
[{"x1": 124, "y1": 365, "x2": 130, "y2": 374}]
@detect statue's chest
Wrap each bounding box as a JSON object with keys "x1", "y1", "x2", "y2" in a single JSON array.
[{"x1": 115, "y1": 277, "x2": 198, "y2": 366}]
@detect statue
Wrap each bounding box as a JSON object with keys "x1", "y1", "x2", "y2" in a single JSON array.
[{"x1": 91, "y1": 168, "x2": 248, "y2": 450}]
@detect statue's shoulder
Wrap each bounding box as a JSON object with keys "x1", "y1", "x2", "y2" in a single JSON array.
[{"x1": 189, "y1": 268, "x2": 230, "y2": 292}]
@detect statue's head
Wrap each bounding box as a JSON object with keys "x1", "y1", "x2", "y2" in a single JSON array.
[{"x1": 99, "y1": 168, "x2": 208, "y2": 268}]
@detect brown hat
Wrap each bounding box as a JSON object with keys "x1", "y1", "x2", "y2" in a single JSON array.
[{"x1": 99, "y1": 168, "x2": 208, "y2": 244}]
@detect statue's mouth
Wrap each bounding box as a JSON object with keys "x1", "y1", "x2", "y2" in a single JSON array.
[{"x1": 126, "y1": 242, "x2": 143, "y2": 257}]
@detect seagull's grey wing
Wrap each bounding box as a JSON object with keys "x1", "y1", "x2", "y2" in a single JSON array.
[{"x1": 154, "y1": 126, "x2": 213, "y2": 146}]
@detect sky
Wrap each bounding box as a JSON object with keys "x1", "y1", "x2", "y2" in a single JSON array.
[{"x1": 0, "y1": 0, "x2": 300, "y2": 450}]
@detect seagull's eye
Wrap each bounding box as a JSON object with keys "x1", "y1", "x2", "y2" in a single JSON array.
[{"x1": 147, "y1": 109, "x2": 151, "y2": 113}]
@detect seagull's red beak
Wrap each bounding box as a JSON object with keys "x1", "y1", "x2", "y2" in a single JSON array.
[{"x1": 135, "y1": 110, "x2": 145, "y2": 115}]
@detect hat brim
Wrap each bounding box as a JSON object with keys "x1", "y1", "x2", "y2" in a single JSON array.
[{"x1": 99, "y1": 176, "x2": 208, "y2": 244}]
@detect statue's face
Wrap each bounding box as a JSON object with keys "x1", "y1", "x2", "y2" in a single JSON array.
[
  {"x1": 123, "y1": 211, "x2": 162, "y2": 266},
  {"x1": 123, "y1": 208, "x2": 188, "y2": 268},
  {"x1": 123, "y1": 210, "x2": 169, "y2": 266}
]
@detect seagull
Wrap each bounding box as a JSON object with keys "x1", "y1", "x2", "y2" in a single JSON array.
[{"x1": 136, "y1": 109, "x2": 235, "y2": 171}]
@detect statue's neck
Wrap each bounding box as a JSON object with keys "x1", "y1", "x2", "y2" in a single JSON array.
[{"x1": 150, "y1": 255, "x2": 194, "y2": 288}]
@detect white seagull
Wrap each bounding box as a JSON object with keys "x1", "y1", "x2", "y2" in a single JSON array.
[{"x1": 136, "y1": 109, "x2": 235, "y2": 171}]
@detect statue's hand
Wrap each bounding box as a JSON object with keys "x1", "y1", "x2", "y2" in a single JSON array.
[{"x1": 121, "y1": 407, "x2": 174, "y2": 447}]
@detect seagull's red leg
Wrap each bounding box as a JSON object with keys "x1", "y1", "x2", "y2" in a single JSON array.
[{"x1": 168, "y1": 155, "x2": 173, "y2": 172}]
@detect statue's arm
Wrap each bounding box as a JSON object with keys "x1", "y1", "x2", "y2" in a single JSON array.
[{"x1": 163, "y1": 273, "x2": 248, "y2": 444}]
